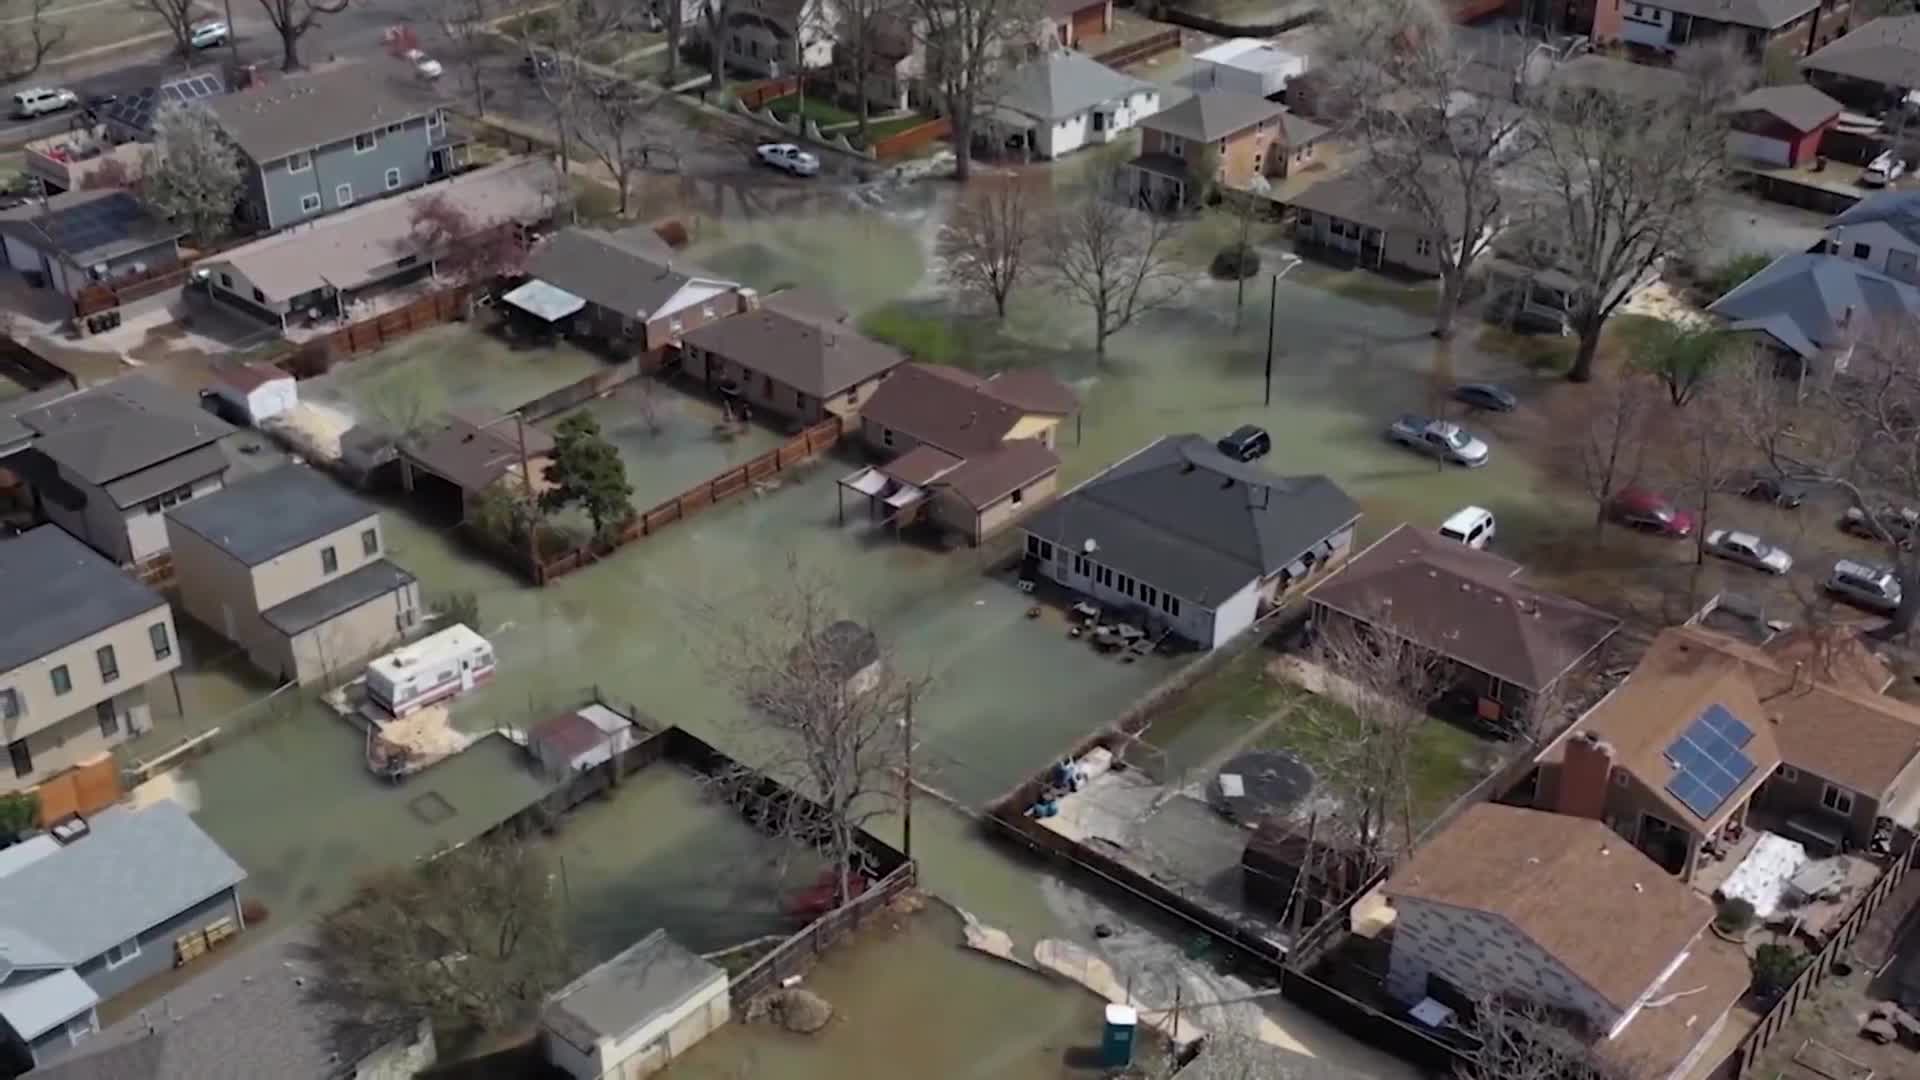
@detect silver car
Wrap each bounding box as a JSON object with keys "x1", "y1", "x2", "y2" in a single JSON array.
[
  {"x1": 1826, "y1": 559, "x2": 1902, "y2": 615},
  {"x1": 1386, "y1": 414, "x2": 1489, "y2": 468},
  {"x1": 1704, "y1": 529, "x2": 1793, "y2": 574}
]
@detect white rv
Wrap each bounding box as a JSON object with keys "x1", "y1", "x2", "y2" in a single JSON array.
[{"x1": 365, "y1": 624, "x2": 495, "y2": 717}]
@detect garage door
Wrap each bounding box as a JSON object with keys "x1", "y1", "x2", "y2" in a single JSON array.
[
  {"x1": 1727, "y1": 131, "x2": 1789, "y2": 167},
  {"x1": 1072, "y1": 6, "x2": 1103, "y2": 43}
]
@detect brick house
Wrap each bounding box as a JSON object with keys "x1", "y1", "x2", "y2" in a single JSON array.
[{"x1": 1125, "y1": 89, "x2": 1326, "y2": 210}]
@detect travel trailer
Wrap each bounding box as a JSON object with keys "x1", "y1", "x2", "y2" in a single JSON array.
[{"x1": 365, "y1": 624, "x2": 495, "y2": 717}]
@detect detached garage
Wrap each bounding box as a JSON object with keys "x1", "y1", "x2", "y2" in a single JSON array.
[
  {"x1": 1724, "y1": 83, "x2": 1843, "y2": 167},
  {"x1": 206, "y1": 361, "x2": 296, "y2": 426},
  {"x1": 543, "y1": 931, "x2": 729, "y2": 1080}
]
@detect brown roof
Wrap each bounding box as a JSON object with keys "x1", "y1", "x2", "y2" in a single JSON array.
[
  {"x1": 400, "y1": 409, "x2": 555, "y2": 494},
  {"x1": 879, "y1": 444, "x2": 962, "y2": 487},
  {"x1": 1308, "y1": 525, "x2": 1621, "y2": 693},
  {"x1": 683, "y1": 309, "x2": 904, "y2": 398},
  {"x1": 860, "y1": 363, "x2": 1026, "y2": 456},
  {"x1": 763, "y1": 287, "x2": 849, "y2": 326},
  {"x1": 1759, "y1": 622, "x2": 1895, "y2": 696},
  {"x1": 985, "y1": 369, "x2": 1079, "y2": 416},
  {"x1": 532, "y1": 710, "x2": 606, "y2": 760},
  {"x1": 1386, "y1": 804, "x2": 1713, "y2": 1012},
  {"x1": 939, "y1": 439, "x2": 1060, "y2": 509},
  {"x1": 1605, "y1": 933, "x2": 1751, "y2": 1078}
]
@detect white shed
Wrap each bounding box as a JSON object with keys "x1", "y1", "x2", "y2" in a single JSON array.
[
  {"x1": 543, "y1": 931, "x2": 730, "y2": 1080},
  {"x1": 207, "y1": 361, "x2": 297, "y2": 426},
  {"x1": 1188, "y1": 38, "x2": 1307, "y2": 99}
]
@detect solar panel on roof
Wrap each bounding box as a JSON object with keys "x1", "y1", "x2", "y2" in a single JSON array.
[
  {"x1": 1663, "y1": 703, "x2": 1761, "y2": 819},
  {"x1": 1699, "y1": 703, "x2": 1754, "y2": 748},
  {"x1": 102, "y1": 71, "x2": 224, "y2": 137}
]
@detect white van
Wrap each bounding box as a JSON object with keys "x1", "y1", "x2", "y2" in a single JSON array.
[
  {"x1": 1439, "y1": 506, "x2": 1496, "y2": 550},
  {"x1": 11, "y1": 88, "x2": 76, "y2": 119}
]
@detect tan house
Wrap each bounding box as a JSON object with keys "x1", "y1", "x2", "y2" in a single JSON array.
[
  {"x1": 1288, "y1": 172, "x2": 1498, "y2": 278},
  {"x1": 0, "y1": 526, "x2": 179, "y2": 792},
  {"x1": 1528, "y1": 624, "x2": 1920, "y2": 882},
  {"x1": 1126, "y1": 90, "x2": 1327, "y2": 210},
  {"x1": 165, "y1": 465, "x2": 421, "y2": 686},
  {"x1": 839, "y1": 363, "x2": 1076, "y2": 544},
  {"x1": 681, "y1": 295, "x2": 907, "y2": 426},
  {"x1": 1384, "y1": 803, "x2": 1750, "y2": 1080}
]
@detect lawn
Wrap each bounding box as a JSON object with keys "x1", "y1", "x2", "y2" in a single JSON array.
[
  {"x1": 764, "y1": 92, "x2": 858, "y2": 128},
  {"x1": 857, "y1": 112, "x2": 935, "y2": 144}
]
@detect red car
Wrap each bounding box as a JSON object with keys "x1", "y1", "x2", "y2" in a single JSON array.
[{"x1": 1610, "y1": 487, "x2": 1696, "y2": 538}]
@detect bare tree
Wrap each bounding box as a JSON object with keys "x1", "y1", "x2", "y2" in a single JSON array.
[
  {"x1": 313, "y1": 838, "x2": 575, "y2": 1034},
  {"x1": 837, "y1": 0, "x2": 898, "y2": 140},
  {"x1": 0, "y1": 0, "x2": 67, "y2": 80},
  {"x1": 696, "y1": 563, "x2": 918, "y2": 909},
  {"x1": 1044, "y1": 167, "x2": 1186, "y2": 358},
  {"x1": 938, "y1": 177, "x2": 1036, "y2": 319},
  {"x1": 910, "y1": 0, "x2": 1040, "y2": 180},
  {"x1": 1458, "y1": 998, "x2": 1638, "y2": 1080},
  {"x1": 1318, "y1": 0, "x2": 1527, "y2": 338},
  {"x1": 131, "y1": 0, "x2": 198, "y2": 58},
  {"x1": 574, "y1": 79, "x2": 662, "y2": 216},
  {"x1": 696, "y1": 0, "x2": 738, "y2": 95},
  {"x1": 408, "y1": 192, "x2": 531, "y2": 287},
  {"x1": 520, "y1": 6, "x2": 618, "y2": 202},
  {"x1": 142, "y1": 101, "x2": 244, "y2": 246},
  {"x1": 1649, "y1": 370, "x2": 1744, "y2": 568},
  {"x1": 433, "y1": 0, "x2": 495, "y2": 115},
  {"x1": 255, "y1": 0, "x2": 350, "y2": 71},
  {"x1": 1558, "y1": 373, "x2": 1655, "y2": 541},
  {"x1": 1302, "y1": 605, "x2": 1443, "y2": 873},
  {"x1": 1519, "y1": 43, "x2": 1749, "y2": 381}
]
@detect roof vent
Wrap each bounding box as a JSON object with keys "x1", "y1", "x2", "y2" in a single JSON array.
[{"x1": 49, "y1": 815, "x2": 90, "y2": 845}]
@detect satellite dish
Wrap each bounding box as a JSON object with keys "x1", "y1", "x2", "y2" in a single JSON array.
[{"x1": 1083, "y1": 538, "x2": 1099, "y2": 554}]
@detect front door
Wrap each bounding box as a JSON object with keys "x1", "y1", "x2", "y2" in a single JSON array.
[
  {"x1": 430, "y1": 148, "x2": 450, "y2": 177},
  {"x1": 8, "y1": 739, "x2": 30, "y2": 779}
]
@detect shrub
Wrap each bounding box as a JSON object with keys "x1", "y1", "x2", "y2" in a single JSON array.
[
  {"x1": 431, "y1": 591, "x2": 480, "y2": 631},
  {"x1": 240, "y1": 897, "x2": 270, "y2": 925},
  {"x1": 0, "y1": 793, "x2": 37, "y2": 844},
  {"x1": 1714, "y1": 896, "x2": 1754, "y2": 934},
  {"x1": 1751, "y1": 943, "x2": 1807, "y2": 999},
  {"x1": 1211, "y1": 244, "x2": 1261, "y2": 281}
]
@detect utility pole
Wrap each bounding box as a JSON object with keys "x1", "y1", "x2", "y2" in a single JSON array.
[
  {"x1": 514, "y1": 410, "x2": 539, "y2": 581},
  {"x1": 223, "y1": 0, "x2": 238, "y2": 70},
  {"x1": 1171, "y1": 984, "x2": 1182, "y2": 1045},
  {"x1": 1263, "y1": 274, "x2": 1277, "y2": 407},
  {"x1": 902, "y1": 687, "x2": 914, "y2": 861}
]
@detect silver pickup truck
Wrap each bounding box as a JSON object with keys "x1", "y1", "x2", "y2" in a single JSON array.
[{"x1": 1386, "y1": 414, "x2": 1490, "y2": 468}]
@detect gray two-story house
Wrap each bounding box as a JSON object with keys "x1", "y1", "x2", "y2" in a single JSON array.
[{"x1": 207, "y1": 63, "x2": 468, "y2": 233}]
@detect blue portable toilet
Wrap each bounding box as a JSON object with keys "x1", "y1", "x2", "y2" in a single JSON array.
[{"x1": 1102, "y1": 1003, "x2": 1138, "y2": 1067}]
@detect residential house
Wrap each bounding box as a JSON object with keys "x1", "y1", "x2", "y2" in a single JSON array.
[
  {"x1": 1044, "y1": 0, "x2": 1112, "y2": 49},
  {"x1": 1019, "y1": 434, "x2": 1361, "y2": 648},
  {"x1": 396, "y1": 409, "x2": 556, "y2": 520},
  {"x1": 1824, "y1": 189, "x2": 1920, "y2": 278},
  {"x1": 987, "y1": 50, "x2": 1160, "y2": 160},
  {"x1": 1803, "y1": 15, "x2": 1920, "y2": 112},
  {"x1": 207, "y1": 63, "x2": 466, "y2": 232},
  {"x1": 841, "y1": 363, "x2": 1076, "y2": 543},
  {"x1": 1308, "y1": 524, "x2": 1621, "y2": 727},
  {"x1": 1383, "y1": 803, "x2": 1751, "y2": 1080},
  {"x1": 165, "y1": 465, "x2": 422, "y2": 686},
  {"x1": 13, "y1": 377, "x2": 234, "y2": 566},
  {"x1": 723, "y1": 0, "x2": 841, "y2": 78},
  {"x1": 681, "y1": 294, "x2": 906, "y2": 425},
  {"x1": 1611, "y1": 0, "x2": 1829, "y2": 60},
  {"x1": 836, "y1": 12, "x2": 923, "y2": 113},
  {"x1": 0, "y1": 190, "x2": 184, "y2": 305},
  {"x1": 515, "y1": 226, "x2": 749, "y2": 356},
  {"x1": 25, "y1": 927, "x2": 434, "y2": 1080},
  {"x1": 1126, "y1": 90, "x2": 1326, "y2": 209},
  {"x1": 202, "y1": 156, "x2": 559, "y2": 331},
  {"x1": 0, "y1": 802, "x2": 247, "y2": 1071},
  {"x1": 1527, "y1": 625, "x2": 1920, "y2": 881},
  {"x1": 542, "y1": 930, "x2": 729, "y2": 1080},
  {"x1": 1723, "y1": 82, "x2": 1843, "y2": 166},
  {"x1": 0, "y1": 527, "x2": 177, "y2": 792},
  {"x1": 22, "y1": 72, "x2": 228, "y2": 195},
  {"x1": 1289, "y1": 173, "x2": 1461, "y2": 277}
]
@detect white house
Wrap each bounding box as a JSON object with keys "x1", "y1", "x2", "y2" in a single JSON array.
[
  {"x1": 205, "y1": 362, "x2": 297, "y2": 427},
  {"x1": 1017, "y1": 434, "x2": 1359, "y2": 649},
  {"x1": 723, "y1": 0, "x2": 841, "y2": 78},
  {"x1": 987, "y1": 50, "x2": 1160, "y2": 160},
  {"x1": 542, "y1": 931, "x2": 729, "y2": 1080},
  {"x1": 1186, "y1": 38, "x2": 1307, "y2": 99}
]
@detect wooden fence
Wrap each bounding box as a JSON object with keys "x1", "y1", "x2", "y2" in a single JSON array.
[
  {"x1": 269, "y1": 287, "x2": 471, "y2": 377},
  {"x1": 534, "y1": 415, "x2": 843, "y2": 583},
  {"x1": 516, "y1": 362, "x2": 648, "y2": 425},
  {"x1": 1091, "y1": 28, "x2": 1183, "y2": 71},
  {"x1": 737, "y1": 74, "x2": 801, "y2": 111},
  {"x1": 1728, "y1": 838, "x2": 1920, "y2": 1078},
  {"x1": 729, "y1": 862, "x2": 917, "y2": 1004},
  {"x1": 871, "y1": 117, "x2": 954, "y2": 162}
]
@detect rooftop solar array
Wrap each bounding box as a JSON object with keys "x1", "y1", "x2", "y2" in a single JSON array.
[
  {"x1": 42, "y1": 194, "x2": 148, "y2": 260},
  {"x1": 1664, "y1": 703, "x2": 1758, "y2": 819},
  {"x1": 102, "y1": 71, "x2": 225, "y2": 138}
]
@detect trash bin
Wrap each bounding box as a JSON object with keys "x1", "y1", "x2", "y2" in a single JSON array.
[{"x1": 1101, "y1": 1003, "x2": 1138, "y2": 1067}]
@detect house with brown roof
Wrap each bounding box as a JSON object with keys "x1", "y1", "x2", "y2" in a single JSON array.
[
  {"x1": 1308, "y1": 524, "x2": 1620, "y2": 729},
  {"x1": 1527, "y1": 624, "x2": 1920, "y2": 882},
  {"x1": 512, "y1": 226, "x2": 747, "y2": 356},
  {"x1": 1383, "y1": 803, "x2": 1750, "y2": 1080},
  {"x1": 396, "y1": 409, "x2": 555, "y2": 520},
  {"x1": 837, "y1": 363, "x2": 1077, "y2": 545},
  {"x1": 1126, "y1": 90, "x2": 1327, "y2": 210},
  {"x1": 680, "y1": 296, "x2": 906, "y2": 426}
]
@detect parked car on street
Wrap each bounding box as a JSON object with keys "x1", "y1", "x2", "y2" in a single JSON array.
[
  {"x1": 1439, "y1": 506, "x2": 1497, "y2": 549},
  {"x1": 757, "y1": 143, "x2": 820, "y2": 176},
  {"x1": 1216, "y1": 424, "x2": 1270, "y2": 462},
  {"x1": 1732, "y1": 472, "x2": 1811, "y2": 509},
  {"x1": 1451, "y1": 383, "x2": 1517, "y2": 413},
  {"x1": 11, "y1": 87, "x2": 76, "y2": 118},
  {"x1": 1704, "y1": 529, "x2": 1793, "y2": 574},
  {"x1": 1841, "y1": 505, "x2": 1920, "y2": 547},
  {"x1": 1826, "y1": 559, "x2": 1903, "y2": 615},
  {"x1": 1610, "y1": 487, "x2": 1696, "y2": 538},
  {"x1": 189, "y1": 20, "x2": 229, "y2": 48},
  {"x1": 1386, "y1": 414, "x2": 1489, "y2": 467}
]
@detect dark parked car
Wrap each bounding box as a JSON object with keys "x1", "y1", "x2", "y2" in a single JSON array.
[
  {"x1": 1452, "y1": 382, "x2": 1517, "y2": 413},
  {"x1": 1610, "y1": 487, "x2": 1696, "y2": 538},
  {"x1": 1734, "y1": 473, "x2": 1812, "y2": 509},
  {"x1": 519, "y1": 53, "x2": 557, "y2": 78},
  {"x1": 1841, "y1": 505, "x2": 1920, "y2": 548},
  {"x1": 1217, "y1": 424, "x2": 1271, "y2": 462}
]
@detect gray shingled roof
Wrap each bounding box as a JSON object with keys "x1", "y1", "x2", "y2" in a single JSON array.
[
  {"x1": 1708, "y1": 251, "x2": 1920, "y2": 359},
  {"x1": 262, "y1": 559, "x2": 416, "y2": 637},
  {"x1": 1020, "y1": 434, "x2": 1361, "y2": 606},
  {"x1": 527, "y1": 227, "x2": 729, "y2": 321},
  {"x1": 1641, "y1": 0, "x2": 1816, "y2": 29},
  {"x1": 0, "y1": 802, "x2": 245, "y2": 968},
  {"x1": 0, "y1": 383, "x2": 79, "y2": 459},
  {"x1": 993, "y1": 50, "x2": 1155, "y2": 122},
  {"x1": 167, "y1": 464, "x2": 374, "y2": 566},
  {"x1": 25, "y1": 928, "x2": 423, "y2": 1080},
  {"x1": 207, "y1": 63, "x2": 444, "y2": 164},
  {"x1": 0, "y1": 526, "x2": 166, "y2": 675},
  {"x1": 1141, "y1": 89, "x2": 1286, "y2": 143},
  {"x1": 0, "y1": 189, "x2": 184, "y2": 267},
  {"x1": 1803, "y1": 15, "x2": 1920, "y2": 85},
  {"x1": 543, "y1": 930, "x2": 725, "y2": 1051},
  {"x1": 1830, "y1": 188, "x2": 1920, "y2": 245},
  {"x1": 1725, "y1": 83, "x2": 1842, "y2": 131},
  {"x1": 17, "y1": 376, "x2": 232, "y2": 489}
]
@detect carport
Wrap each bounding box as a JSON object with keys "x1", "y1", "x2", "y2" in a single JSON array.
[{"x1": 501, "y1": 278, "x2": 587, "y2": 328}]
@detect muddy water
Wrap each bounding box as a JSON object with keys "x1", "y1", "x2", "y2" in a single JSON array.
[
  {"x1": 299, "y1": 323, "x2": 608, "y2": 427},
  {"x1": 543, "y1": 383, "x2": 785, "y2": 512}
]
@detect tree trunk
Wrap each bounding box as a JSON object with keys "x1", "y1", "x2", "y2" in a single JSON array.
[
  {"x1": 1592, "y1": 499, "x2": 1608, "y2": 543},
  {"x1": 1569, "y1": 312, "x2": 1604, "y2": 382},
  {"x1": 1094, "y1": 303, "x2": 1108, "y2": 358},
  {"x1": 1433, "y1": 271, "x2": 1463, "y2": 339},
  {"x1": 952, "y1": 104, "x2": 973, "y2": 181},
  {"x1": 993, "y1": 290, "x2": 1007, "y2": 319},
  {"x1": 280, "y1": 31, "x2": 302, "y2": 72},
  {"x1": 709, "y1": 20, "x2": 724, "y2": 92},
  {"x1": 666, "y1": 6, "x2": 681, "y2": 85}
]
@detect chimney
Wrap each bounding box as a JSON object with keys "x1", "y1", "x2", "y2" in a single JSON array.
[
  {"x1": 738, "y1": 287, "x2": 759, "y2": 313},
  {"x1": 1555, "y1": 731, "x2": 1614, "y2": 821}
]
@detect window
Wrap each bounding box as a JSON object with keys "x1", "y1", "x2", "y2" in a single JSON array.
[
  {"x1": 1011, "y1": 487, "x2": 1024, "y2": 505},
  {"x1": 1161, "y1": 592, "x2": 1181, "y2": 618},
  {"x1": 103, "y1": 937, "x2": 140, "y2": 969},
  {"x1": 96, "y1": 645, "x2": 118, "y2": 683},
  {"x1": 252, "y1": 287, "x2": 266, "y2": 303},
  {"x1": 1612, "y1": 770, "x2": 1629, "y2": 787},
  {"x1": 285, "y1": 151, "x2": 311, "y2": 173},
  {"x1": 50, "y1": 665, "x2": 70, "y2": 696},
  {"x1": 1853, "y1": 242, "x2": 1871, "y2": 260},
  {"x1": 385, "y1": 166, "x2": 402, "y2": 191},
  {"x1": 1822, "y1": 783, "x2": 1855, "y2": 816},
  {"x1": 8, "y1": 740, "x2": 29, "y2": 779},
  {"x1": 427, "y1": 110, "x2": 443, "y2": 133},
  {"x1": 1778, "y1": 764, "x2": 1800, "y2": 783},
  {"x1": 395, "y1": 255, "x2": 419, "y2": 269},
  {"x1": 96, "y1": 701, "x2": 118, "y2": 738},
  {"x1": 385, "y1": 122, "x2": 405, "y2": 135},
  {"x1": 1168, "y1": 140, "x2": 1184, "y2": 160},
  {"x1": 702, "y1": 304, "x2": 715, "y2": 319},
  {"x1": 354, "y1": 131, "x2": 377, "y2": 153},
  {"x1": 845, "y1": 389, "x2": 859, "y2": 405},
  {"x1": 321, "y1": 546, "x2": 338, "y2": 575},
  {"x1": 66, "y1": 1015, "x2": 92, "y2": 1047},
  {"x1": 881, "y1": 428, "x2": 894, "y2": 447},
  {"x1": 1073, "y1": 554, "x2": 1090, "y2": 577},
  {"x1": 1415, "y1": 237, "x2": 1435, "y2": 257},
  {"x1": 1142, "y1": 585, "x2": 1157, "y2": 607},
  {"x1": 335, "y1": 182, "x2": 354, "y2": 207},
  {"x1": 1096, "y1": 565, "x2": 1114, "y2": 588},
  {"x1": 362, "y1": 528, "x2": 379, "y2": 556},
  {"x1": 0, "y1": 689, "x2": 17, "y2": 722},
  {"x1": 149, "y1": 622, "x2": 171, "y2": 661},
  {"x1": 797, "y1": 391, "x2": 808, "y2": 409},
  {"x1": 299, "y1": 192, "x2": 321, "y2": 214},
  {"x1": 218, "y1": 272, "x2": 233, "y2": 289}
]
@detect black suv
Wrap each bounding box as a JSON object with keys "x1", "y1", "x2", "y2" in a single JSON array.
[{"x1": 1217, "y1": 425, "x2": 1271, "y2": 462}]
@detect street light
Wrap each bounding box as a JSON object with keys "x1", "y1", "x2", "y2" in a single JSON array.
[{"x1": 1263, "y1": 253, "x2": 1304, "y2": 407}]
